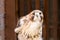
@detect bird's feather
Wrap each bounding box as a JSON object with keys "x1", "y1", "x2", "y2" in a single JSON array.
[{"x1": 14, "y1": 10, "x2": 43, "y2": 40}]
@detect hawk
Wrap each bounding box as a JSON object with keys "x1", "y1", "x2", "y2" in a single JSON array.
[{"x1": 14, "y1": 10, "x2": 44, "y2": 40}]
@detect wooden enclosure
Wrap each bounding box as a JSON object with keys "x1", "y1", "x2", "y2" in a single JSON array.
[{"x1": 5, "y1": 0, "x2": 58, "y2": 40}]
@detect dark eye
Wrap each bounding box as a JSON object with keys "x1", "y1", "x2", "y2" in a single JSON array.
[
  {"x1": 39, "y1": 13, "x2": 41, "y2": 15},
  {"x1": 33, "y1": 13, "x2": 35, "y2": 15}
]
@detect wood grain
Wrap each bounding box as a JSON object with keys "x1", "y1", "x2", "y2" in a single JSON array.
[{"x1": 5, "y1": 0, "x2": 17, "y2": 40}]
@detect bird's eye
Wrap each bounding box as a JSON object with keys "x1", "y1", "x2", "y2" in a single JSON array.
[
  {"x1": 33, "y1": 13, "x2": 35, "y2": 15},
  {"x1": 39, "y1": 13, "x2": 41, "y2": 15}
]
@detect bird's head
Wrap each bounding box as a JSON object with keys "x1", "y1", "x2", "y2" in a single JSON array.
[
  {"x1": 17, "y1": 10, "x2": 44, "y2": 27},
  {"x1": 30, "y1": 10, "x2": 44, "y2": 22}
]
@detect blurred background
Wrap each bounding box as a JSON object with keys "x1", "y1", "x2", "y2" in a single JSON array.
[{"x1": 0, "y1": 0, "x2": 59, "y2": 40}]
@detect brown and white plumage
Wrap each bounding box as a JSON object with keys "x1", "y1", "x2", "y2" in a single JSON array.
[{"x1": 14, "y1": 10, "x2": 44, "y2": 40}]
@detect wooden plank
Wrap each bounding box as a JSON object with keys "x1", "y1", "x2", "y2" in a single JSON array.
[
  {"x1": 19, "y1": 0, "x2": 24, "y2": 16},
  {"x1": 52, "y1": 0, "x2": 58, "y2": 40},
  {"x1": 5, "y1": 0, "x2": 17, "y2": 40},
  {"x1": 15, "y1": 0, "x2": 19, "y2": 19},
  {"x1": 35, "y1": 0, "x2": 40, "y2": 9},
  {"x1": 27, "y1": 0, "x2": 32, "y2": 14},
  {"x1": 43, "y1": 0, "x2": 49, "y2": 40}
]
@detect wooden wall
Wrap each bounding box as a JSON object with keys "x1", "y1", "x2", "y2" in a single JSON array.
[
  {"x1": 52, "y1": 0, "x2": 58, "y2": 40},
  {"x1": 5, "y1": 0, "x2": 17, "y2": 40}
]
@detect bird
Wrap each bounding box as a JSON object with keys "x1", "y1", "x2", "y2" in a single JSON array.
[{"x1": 14, "y1": 10, "x2": 44, "y2": 40}]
